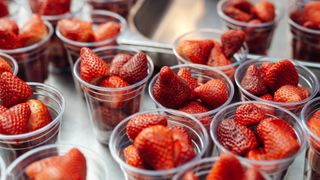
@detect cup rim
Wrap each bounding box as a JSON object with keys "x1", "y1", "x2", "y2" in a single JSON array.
[
  {"x1": 234, "y1": 58, "x2": 320, "y2": 107},
  {"x1": 148, "y1": 64, "x2": 235, "y2": 117},
  {"x1": 56, "y1": 10, "x2": 127, "y2": 47},
  {"x1": 172, "y1": 28, "x2": 248, "y2": 70},
  {"x1": 0, "y1": 52, "x2": 18, "y2": 75},
  {"x1": 0, "y1": 82, "x2": 65, "y2": 140},
  {"x1": 109, "y1": 109, "x2": 209, "y2": 177},
  {"x1": 301, "y1": 97, "x2": 320, "y2": 143},
  {"x1": 210, "y1": 101, "x2": 307, "y2": 166},
  {"x1": 217, "y1": 0, "x2": 284, "y2": 28},
  {"x1": 0, "y1": 20, "x2": 54, "y2": 54},
  {"x1": 73, "y1": 45, "x2": 154, "y2": 92}
]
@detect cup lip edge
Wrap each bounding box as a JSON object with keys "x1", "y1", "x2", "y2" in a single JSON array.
[
  {"x1": 210, "y1": 101, "x2": 307, "y2": 166},
  {"x1": 147, "y1": 63, "x2": 235, "y2": 117},
  {"x1": 0, "y1": 52, "x2": 18, "y2": 76},
  {"x1": 300, "y1": 97, "x2": 320, "y2": 143},
  {"x1": 288, "y1": 16, "x2": 320, "y2": 35},
  {"x1": 234, "y1": 58, "x2": 320, "y2": 107},
  {"x1": 109, "y1": 109, "x2": 209, "y2": 176}
]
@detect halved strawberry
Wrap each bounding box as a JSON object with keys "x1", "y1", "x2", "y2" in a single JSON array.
[
  {"x1": 259, "y1": 62, "x2": 273, "y2": 78},
  {"x1": 0, "y1": 103, "x2": 30, "y2": 135},
  {"x1": 25, "y1": 148, "x2": 86, "y2": 180},
  {"x1": 119, "y1": 52, "x2": 148, "y2": 84},
  {"x1": 183, "y1": 171, "x2": 198, "y2": 180},
  {"x1": 38, "y1": 0, "x2": 71, "y2": 16},
  {"x1": 126, "y1": 113, "x2": 168, "y2": 141},
  {"x1": 172, "y1": 127, "x2": 195, "y2": 166},
  {"x1": 0, "y1": 18, "x2": 19, "y2": 35},
  {"x1": 241, "y1": 64, "x2": 267, "y2": 96},
  {"x1": 26, "y1": 99, "x2": 52, "y2": 132},
  {"x1": 224, "y1": 6, "x2": 251, "y2": 22},
  {"x1": 253, "y1": 0, "x2": 275, "y2": 22},
  {"x1": 303, "y1": 1, "x2": 320, "y2": 26},
  {"x1": 80, "y1": 47, "x2": 109, "y2": 83},
  {"x1": 58, "y1": 19, "x2": 94, "y2": 42},
  {"x1": 217, "y1": 119, "x2": 258, "y2": 155},
  {"x1": 176, "y1": 39, "x2": 214, "y2": 64},
  {"x1": 0, "y1": 72, "x2": 32, "y2": 107},
  {"x1": 221, "y1": 30, "x2": 246, "y2": 58},
  {"x1": 273, "y1": 85, "x2": 308, "y2": 103},
  {"x1": 234, "y1": 104, "x2": 266, "y2": 126},
  {"x1": 109, "y1": 54, "x2": 132, "y2": 76},
  {"x1": 19, "y1": 14, "x2": 48, "y2": 46},
  {"x1": 178, "y1": 101, "x2": 211, "y2": 126},
  {"x1": 0, "y1": 0, "x2": 8, "y2": 18},
  {"x1": 307, "y1": 110, "x2": 320, "y2": 137},
  {"x1": 152, "y1": 66, "x2": 191, "y2": 109},
  {"x1": 0, "y1": 28, "x2": 20, "y2": 49},
  {"x1": 0, "y1": 105, "x2": 6, "y2": 113},
  {"x1": 94, "y1": 22, "x2": 121, "y2": 42},
  {"x1": 134, "y1": 125, "x2": 175, "y2": 170},
  {"x1": 194, "y1": 79, "x2": 228, "y2": 109},
  {"x1": 123, "y1": 145, "x2": 145, "y2": 168},
  {"x1": 0, "y1": 57, "x2": 11, "y2": 75}
]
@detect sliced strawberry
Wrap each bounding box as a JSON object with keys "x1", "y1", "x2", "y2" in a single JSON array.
[
  {"x1": 0, "y1": 103, "x2": 30, "y2": 135},
  {"x1": 0, "y1": 105, "x2": 6, "y2": 113},
  {"x1": 234, "y1": 104, "x2": 266, "y2": 126},
  {"x1": 119, "y1": 52, "x2": 148, "y2": 84},
  {"x1": 217, "y1": 119, "x2": 258, "y2": 155},
  {"x1": 26, "y1": 99, "x2": 52, "y2": 132},
  {"x1": 183, "y1": 171, "x2": 198, "y2": 180},
  {"x1": 221, "y1": 30, "x2": 246, "y2": 58},
  {"x1": 241, "y1": 64, "x2": 267, "y2": 96},
  {"x1": 152, "y1": 66, "x2": 191, "y2": 109},
  {"x1": 19, "y1": 14, "x2": 48, "y2": 46},
  {"x1": 109, "y1": 54, "x2": 132, "y2": 76},
  {"x1": 273, "y1": 85, "x2": 307, "y2": 103},
  {"x1": 229, "y1": 0, "x2": 254, "y2": 14},
  {"x1": 177, "y1": 68, "x2": 198, "y2": 92},
  {"x1": 259, "y1": 62, "x2": 273, "y2": 78},
  {"x1": 178, "y1": 101, "x2": 211, "y2": 126},
  {"x1": 0, "y1": 57, "x2": 11, "y2": 75},
  {"x1": 80, "y1": 47, "x2": 109, "y2": 83},
  {"x1": 0, "y1": 18, "x2": 19, "y2": 35},
  {"x1": 253, "y1": 0, "x2": 275, "y2": 22},
  {"x1": 207, "y1": 41, "x2": 233, "y2": 67},
  {"x1": 126, "y1": 113, "x2": 168, "y2": 141},
  {"x1": 134, "y1": 125, "x2": 175, "y2": 170},
  {"x1": 58, "y1": 18, "x2": 94, "y2": 42},
  {"x1": 0, "y1": 72, "x2": 32, "y2": 107},
  {"x1": 303, "y1": 1, "x2": 320, "y2": 26},
  {"x1": 245, "y1": 167, "x2": 265, "y2": 180},
  {"x1": 38, "y1": 0, "x2": 71, "y2": 16},
  {"x1": 307, "y1": 110, "x2": 320, "y2": 137},
  {"x1": 0, "y1": 0, "x2": 8, "y2": 18},
  {"x1": 25, "y1": 148, "x2": 86, "y2": 180},
  {"x1": 264, "y1": 59, "x2": 299, "y2": 91},
  {"x1": 0, "y1": 28, "x2": 20, "y2": 49},
  {"x1": 194, "y1": 79, "x2": 228, "y2": 109},
  {"x1": 123, "y1": 145, "x2": 145, "y2": 168},
  {"x1": 176, "y1": 39, "x2": 214, "y2": 64},
  {"x1": 94, "y1": 22, "x2": 121, "y2": 42},
  {"x1": 224, "y1": 6, "x2": 251, "y2": 22}
]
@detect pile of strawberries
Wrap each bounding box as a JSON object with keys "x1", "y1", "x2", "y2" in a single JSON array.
[
  {"x1": 0, "y1": 0, "x2": 8, "y2": 18},
  {"x1": 29, "y1": 0, "x2": 71, "y2": 16},
  {"x1": 123, "y1": 114, "x2": 196, "y2": 170},
  {"x1": 183, "y1": 153, "x2": 264, "y2": 180},
  {"x1": 240, "y1": 59, "x2": 309, "y2": 103},
  {"x1": 0, "y1": 14, "x2": 48, "y2": 50},
  {"x1": 25, "y1": 148, "x2": 87, "y2": 179},
  {"x1": 291, "y1": 1, "x2": 320, "y2": 30},
  {"x1": 216, "y1": 103, "x2": 300, "y2": 160}
]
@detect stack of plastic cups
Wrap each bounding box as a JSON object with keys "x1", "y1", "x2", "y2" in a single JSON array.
[
  {"x1": 0, "y1": 52, "x2": 18, "y2": 76},
  {"x1": 73, "y1": 46, "x2": 154, "y2": 145},
  {"x1": 87, "y1": 0, "x2": 133, "y2": 18},
  {"x1": 110, "y1": 109, "x2": 209, "y2": 180}
]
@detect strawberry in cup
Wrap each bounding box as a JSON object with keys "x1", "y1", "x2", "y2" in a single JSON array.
[
  {"x1": 0, "y1": 52, "x2": 18, "y2": 76},
  {"x1": 88, "y1": 0, "x2": 133, "y2": 18}
]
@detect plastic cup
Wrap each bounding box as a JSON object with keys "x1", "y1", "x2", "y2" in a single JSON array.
[
  {"x1": 0, "y1": 83, "x2": 65, "y2": 159},
  {"x1": 173, "y1": 157, "x2": 271, "y2": 180},
  {"x1": 289, "y1": 0, "x2": 320, "y2": 63},
  {"x1": 0, "y1": 52, "x2": 18, "y2": 76},
  {"x1": 234, "y1": 58, "x2": 319, "y2": 114},
  {"x1": 217, "y1": 0, "x2": 284, "y2": 55},
  {"x1": 173, "y1": 29, "x2": 248, "y2": 80},
  {"x1": 88, "y1": 0, "x2": 133, "y2": 18},
  {"x1": 210, "y1": 101, "x2": 307, "y2": 179},
  {"x1": 301, "y1": 97, "x2": 320, "y2": 180},
  {"x1": 4, "y1": 144, "x2": 108, "y2": 180},
  {"x1": 110, "y1": 109, "x2": 209, "y2": 180},
  {"x1": 73, "y1": 46, "x2": 154, "y2": 145},
  {"x1": 0, "y1": 21, "x2": 54, "y2": 83},
  {"x1": 0, "y1": 157, "x2": 5, "y2": 180}
]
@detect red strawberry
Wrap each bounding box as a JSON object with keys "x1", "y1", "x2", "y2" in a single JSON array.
[
  {"x1": 0, "y1": 0, "x2": 8, "y2": 18},
  {"x1": 207, "y1": 153, "x2": 244, "y2": 180},
  {"x1": 229, "y1": 0, "x2": 254, "y2": 14},
  {"x1": 0, "y1": 18, "x2": 19, "y2": 35},
  {"x1": 221, "y1": 30, "x2": 246, "y2": 58},
  {"x1": 98, "y1": 76, "x2": 129, "y2": 88},
  {"x1": 273, "y1": 85, "x2": 307, "y2": 103},
  {"x1": 126, "y1": 114, "x2": 168, "y2": 141},
  {"x1": 234, "y1": 104, "x2": 266, "y2": 126},
  {"x1": 263, "y1": 117, "x2": 297, "y2": 140},
  {"x1": 0, "y1": 103, "x2": 30, "y2": 135},
  {"x1": 26, "y1": 99, "x2": 52, "y2": 132},
  {"x1": 307, "y1": 110, "x2": 320, "y2": 137},
  {"x1": 194, "y1": 79, "x2": 228, "y2": 109},
  {"x1": 245, "y1": 167, "x2": 265, "y2": 180},
  {"x1": 0, "y1": 105, "x2": 6, "y2": 113},
  {"x1": 0, "y1": 72, "x2": 32, "y2": 107},
  {"x1": 38, "y1": 0, "x2": 71, "y2": 16},
  {"x1": 134, "y1": 125, "x2": 175, "y2": 170},
  {"x1": 19, "y1": 14, "x2": 48, "y2": 46},
  {"x1": 183, "y1": 171, "x2": 198, "y2": 180},
  {"x1": 177, "y1": 68, "x2": 198, "y2": 91},
  {"x1": 178, "y1": 101, "x2": 211, "y2": 126},
  {"x1": 123, "y1": 145, "x2": 145, "y2": 168},
  {"x1": 25, "y1": 148, "x2": 86, "y2": 180},
  {"x1": 217, "y1": 119, "x2": 258, "y2": 155},
  {"x1": 0, "y1": 57, "x2": 11, "y2": 75},
  {"x1": 259, "y1": 62, "x2": 273, "y2": 78},
  {"x1": 259, "y1": 93, "x2": 273, "y2": 101},
  {"x1": 119, "y1": 52, "x2": 148, "y2": 84},
  {"x1": 241, "y1": 64, "x2": 267, "y2": 96},
  {"x1": 80, "y1": 47, "x2": 109, "y2": 83},
  {"x1": 257, "y1": 94, "x2": 275, "y2": 115},
  {"x1": 171, "y1": 126, "x2": 191, "y2": 144},
  {"x1": 176, "y1": 39, "x2": 214, "y2": 64},
  {"x1": 303, "y1": 1, "x2": 320, "y2": 25},
  {"x1": 264, "y1": 59, "x2": 299, "y2": 91},
  {"x1": 152, "y1": 66, "x2": 191, "y2": 109},
  {"x1": 94, "y1": 22, "x2": 121, "y2": 42},
  {"x1": 109, "y1": 54, "x2": 132, "y2": 76},
  {"x1": 297, "y1": 86, "x2": 309, "y2": 99},
  {"x1": 0, "y1": 28, "x2": 20, "y2": 49},
  {"x1": 224, "y1": 6, "x2": 251, "y2": 22},
  {"x1": 253, "y1": 0, "x2": 275, "y2": 22},
  {"x1": 58, "y1": 18, "x2": 94, "y2": 42},
  {"x1": 207, "y1": 41, "x2": 233, "y2": 67}
]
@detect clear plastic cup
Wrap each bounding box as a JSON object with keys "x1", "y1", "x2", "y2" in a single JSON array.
[
  {"x1": 301, "y1": 97, "x2": 320, "y2": 180},
  {"x1": 73, "y1": 46, "x2": 154, "y2": 145},
  {"x1": 88, "y1": 0, "x2": 133, "y2": 18},
  {"x1": 173, "y1": 29, "x2": 248, "y2": 80},
  {"x1": 110, "y1": 109, "x2": 209, "y2": 180},
  {"x1": 4, "y1": 144, "x2": 108, "y2": 180},
  {"x1": 173, "y1": 157, "x2": 271, "y2": 180},
  {"x1": 210, "y1": 101, "x2": 307, "y2": 179},
  {"x1": 234, "y1": 58, "x2": 319, "y2": 114},
  {"x1": 0, "y1": 21, "x2": 54, "y2": 82},
  {"x1": 217, "y1": 0, "x2": 284, "y2": 55},
  {"x1": 0, "y1": 83, "x2": 65, "y2": 159},
  {"x1": 0, "y1": 52, "x2": 18, "y2": 75},
  {"x1": 289, "y1": 0, "x2": 320, "y2": 63}
]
